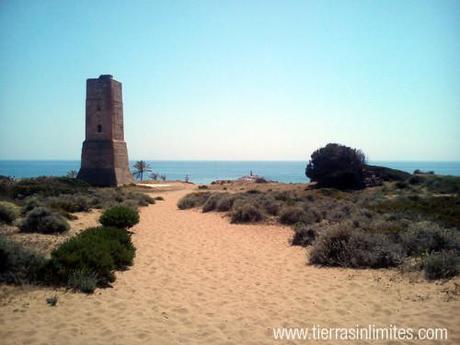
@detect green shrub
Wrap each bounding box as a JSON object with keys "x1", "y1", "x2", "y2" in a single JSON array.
[
  {"x1": 127, "y1": 192, "x2": 155, "y2": 206},
  {"x1": 291, "y1": 222, "x2": 317, "y2": 246},
  {"x1": 21, "y1": 196, "x2": 42, "y2": 214},
  {"x1": 99, "y1": 206, "x2": 140, "y2": 229},
  {"x1": 202, "y1": 193, "x2": 222, "y2": 212},
  {"x1": 231, "y1": 204, "x2": 264, "y2": 223},
  {"x1": 67, "y1": 269, "x2": 98, "y2": 293},
  {"x1": 11, "y1": 176, "x2": 90, "y2": 199},
  {"x1": 46, "y1": 194, "x2": 91, "y2": 213},
  {"x1": 370, "y1": 195, "x2": 460, "y2": 228},
  {"x1": 309, "y1": 225, "x2": 403, "y2": 268},
  {"x1": 19, "y1": 207, "x2": 70, "y2": 234},
  {"x1": 306, "y1": 143, "x2": 366, "y2": 189},
  {"x1": 0, "y1": 235, "x2": 46, "y2": 284},
  {"x1": 0, "y1": 201, "x2": 20, "y2": 224},
  {"x1": 423, "y1": 252, "x2": 459, "y2": 280},
  {"x1": 177, "y1": 192, "x2": 211, "y2": 210},
  {"x1": 216, "y1": 194, "x2": 235, "y2": 212},
  {"x1": 400, "y1": 222, "x2": 459, "y2": 256},
  {"x1": 395, "y1": 181, "x2": 409, "y2": 189},
  {"x1": 279, "y1": 206, "x2": 314, "y2": 225},
  {"x1": 198, "y1": 185, "x2": 209, "y2": 190},
  {"x1": 423, "y1": 175, "x2": 460, "y2": 194},
  {"x1": 47, "y1": 226, "x2": 135, "y2": 288}
]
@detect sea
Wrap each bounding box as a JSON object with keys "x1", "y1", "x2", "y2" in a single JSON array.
[{"x1": 0, "y1": 160, "x2": 459, "y2": 185}]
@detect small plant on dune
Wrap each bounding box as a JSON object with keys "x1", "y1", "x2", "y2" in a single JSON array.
[
  {"x1": 99, "y1": 206, "x2": 140, "y2": 229},
  {"x1": 0, "y1": 235, "x2": 46, "y2": 284},
  {"x1": 19, "y1": 207, "x2": 70, "y2": 234},
  {"x1": 231, "y1": 203, "x2": 264, "y2": 223},
  {"x1": 202, "y1": 193, "x2": 222, "y2": 212},
  {"x1": 279, "y1": 206, "x2": 314, "y2": 225},
  {"x1": 46, "y1": 226, "x2": 135, "y2": 289},
  {"x1": 309, "y1": 224, "x2": 404, "y2": 268},
  {"x1": 291, "y1": 222, "x2": 317, "y2": 247},
  {"x1": 177, "y1": 192, "x2": 211, "y2": 210},
  {"x1": 10, "y1": 176, "x2": 90, "y2": 199},
  {"x1": 423, "y1": 251, "x2": 459, "y2": 280},
  {"x1": 198, "y1": 185, "x2": 209, "y2": 190},
  {"x1": 46, "y1": 194, "x2": 92, "y2": 213},
  {"x1": 154, "y1": 196, "x2": 164, "y2": 201},
  {"x1": 21, "y1": 196, "x2": 43, "y2": 214},
  {"x1": 215, "y1": 194, "x2": 235, "y2": 212},
  {"x1": 67, "y1": 269, "x2": 98, "y2": 293},
  {"x1": 0, "y1": 201, "x2": 20, "y2": 224},
  {"x1": 400, "y1": 222, "x2": 460, "y2": 256}
]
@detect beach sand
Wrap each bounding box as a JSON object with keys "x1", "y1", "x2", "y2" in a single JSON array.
[{"x1": 1, "y1": 184, "x2": 459, "y2": 345}]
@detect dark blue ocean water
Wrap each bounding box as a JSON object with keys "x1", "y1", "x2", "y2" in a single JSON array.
[{"x1": 0, "y1": 160, "x2": 459, "y2": 184}]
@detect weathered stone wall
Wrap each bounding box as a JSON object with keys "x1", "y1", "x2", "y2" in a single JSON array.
[{"x1": 77, "y1": 75, "x2": 133, "y2": 186}]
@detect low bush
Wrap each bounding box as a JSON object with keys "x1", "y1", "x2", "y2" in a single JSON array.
[
  {"x1": 126, "y1": 192, "x2": 155, "y2": 206},
  {"x1": 400, "y1": 222, "x2": 459, "y2": 256},
  {"x1": 177, "y1": 192, "x2": 211, "y2": 210},
  {"x1": 422, "y1": 175, "x2": 460, "y2": 194},
  {"x1": 154, "y1": 196, "x2": 164, "y2": 201},
  {"x1": 291, "y1": 222, "x2": 317, "y2": 246},
  {"x1": 46, "y1": 226, "x2": 135, "y2": 289},
  {"x1": 46, "y1": 194, "x2": 91, "y2": 213},
  {"x1": 423, "y1": 252, "x2": 459, "y2": 280},
  {"x1": 0, "y1": 235, "x2": 46, "y2": 284},
  {"x1": 198, "y1": 185, "x2": 209, "y2": 190},
  {"x1": 215, "y1": 194, "x2": 235, "y2": 212},
  {"x1": 67, "y1": 269, "x2": 98, "y2": 293},
  {"x1": 370, "y1": 195, "x2": 460, "y2": 228},
  {"x1": 19, "y1": 207, "x2": 70, "y2": 234},
  {"x1": 309, "y1": 225, "x2": 403, "y2": 268},
  {"x1": 279, "y1": 206, "x2": 314, "y2": 225},
  {"x1": 202, "y1": 193, "x2": 223, "y2": 213},
  {"x1": 10, "y1": 176, "x2": 90, "y2": 199},
  {"x1": 0, "y1": 201, "x2": 20, "y2": 224},
  {"x1": 99, "y1": 206, "x2": 140, "y2": 229},
  {"x1": 21, "y1": 196, "x2": 43, "y2": 214},
  {"x1": 231, "y1": 203, "x2": 264, "y2": 223}
]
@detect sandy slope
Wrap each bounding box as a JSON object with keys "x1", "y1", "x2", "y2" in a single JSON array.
[{"x1": 0, "y1": 186, "x2": 459, "y2": 345}]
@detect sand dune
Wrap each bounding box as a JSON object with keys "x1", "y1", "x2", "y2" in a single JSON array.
[{"x1": 0, "y1": 186, "x2": 459, "y2": 345}]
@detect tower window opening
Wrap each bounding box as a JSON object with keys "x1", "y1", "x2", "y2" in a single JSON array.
[{"x1": 97, "y1": 124, "x2": 102, "y2": 133}]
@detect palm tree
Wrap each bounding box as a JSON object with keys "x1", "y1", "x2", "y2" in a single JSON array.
[
  {"x1": 66, "y1": 170, "x2": 78, "y2": 178},
  {"x1": 133, "y1": 160, "x2": 152, "y2": 181}
]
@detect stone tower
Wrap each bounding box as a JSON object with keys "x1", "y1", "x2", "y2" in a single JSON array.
[{"x1": 77, "y1": 75, "x2": 133, "y2": 186}]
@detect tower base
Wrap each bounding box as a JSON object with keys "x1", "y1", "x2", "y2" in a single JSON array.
[{"x1": 77, "y1": 140, "x2": 133, "y2": 187}]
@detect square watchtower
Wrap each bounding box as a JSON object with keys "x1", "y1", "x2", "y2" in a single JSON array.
[{"x1": 77, "y1": 75, "x2": 133, "y2": 186}]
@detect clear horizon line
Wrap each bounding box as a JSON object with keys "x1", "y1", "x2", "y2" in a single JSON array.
[{"x1": 1, "y1": 158, "x2": 460, "y2": 163}]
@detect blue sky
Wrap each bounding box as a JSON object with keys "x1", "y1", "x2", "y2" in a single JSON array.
[{"x1": 0, "y1": 0, "x2": 459, "y2": 161}]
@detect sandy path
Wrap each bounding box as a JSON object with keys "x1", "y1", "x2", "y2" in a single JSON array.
[{"x1": 0, "y1": 188, "x2": 459, "y2": 345}]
